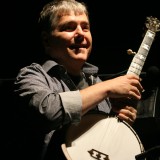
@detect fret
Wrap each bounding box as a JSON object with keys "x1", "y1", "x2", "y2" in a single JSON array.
[{"x1": 127, "y1": 17, "x2": 160, "y2": 76}]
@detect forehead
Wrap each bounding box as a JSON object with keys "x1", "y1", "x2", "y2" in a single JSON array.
[{"x1": 58, "y1": 12, "x2": 89, "y2": 24}]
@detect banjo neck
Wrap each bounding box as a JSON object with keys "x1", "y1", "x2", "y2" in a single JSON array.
[{"x1": 127, "y1": 16, "x2": 160, "y2": 76}]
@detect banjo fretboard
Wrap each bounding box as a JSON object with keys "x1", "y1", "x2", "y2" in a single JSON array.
[{"x1": 127, "y1": 16, "x2": 160, "y2": 76}]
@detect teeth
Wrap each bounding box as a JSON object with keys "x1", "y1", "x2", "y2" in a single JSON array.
[
  {"x1": 69, "y1": 45, "x2": 86, "y2": 49},
  {"x1": 70, "y1": 46, "x2": 80, "y2": 49}
]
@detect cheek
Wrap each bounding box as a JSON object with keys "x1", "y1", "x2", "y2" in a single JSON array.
[
  {"x1": 86, "y1": 32, "x2": 92, "y2": 46},
  {"x1": 53, "y1": 33, "x2": 73, "y2": 47},
  {"x1": 89, "y1": 35, "x2": 92, "y2": 46},
  {"x1": 87, "y1": 36, "x2": 92, "y2": 54},
  {"x1": 51, "y1": 36, "x2": 65, "y2": 46}
]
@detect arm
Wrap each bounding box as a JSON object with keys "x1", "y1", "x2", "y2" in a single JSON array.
[{"x1": 80, "y1": 74, "x2": 143, "y2": 124}]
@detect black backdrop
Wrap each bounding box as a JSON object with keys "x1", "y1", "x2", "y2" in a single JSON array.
[
  {"x1": 1, "y1": 0, "x2": 160, "y2": 78},
  {"x1": 1, "y1": 0, "x2": 160, "y2": 157}
]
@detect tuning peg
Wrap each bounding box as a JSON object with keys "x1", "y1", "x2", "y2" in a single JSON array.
[{"x1": 127, "y1": 49, "x2": 136, "y2": 56}]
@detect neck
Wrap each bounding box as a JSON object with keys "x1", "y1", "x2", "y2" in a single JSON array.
[{"x1": 61, "y1": 61, "x2": 84, "y2": 76}]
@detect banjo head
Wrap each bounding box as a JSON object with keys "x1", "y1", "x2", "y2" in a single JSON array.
[{"x1": 62, "y1": 113, "x2": 145, "y2": 160}]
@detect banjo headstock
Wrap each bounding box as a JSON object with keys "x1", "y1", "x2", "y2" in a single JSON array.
[
  {"x1": 146, "y1": 16, "x2": 160, "y2": 32},
  {"x1": 127, "y1": 16, "x2": 160, "y2": 76}
]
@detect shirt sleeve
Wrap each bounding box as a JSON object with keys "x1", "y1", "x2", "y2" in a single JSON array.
[{"x1": 59, "y1": 90, "x2": 82, "y2": 125}]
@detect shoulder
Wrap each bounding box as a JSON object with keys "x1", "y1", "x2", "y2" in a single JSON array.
[{"x1": 17, "y1": 63, "x2": 44, "y2": 76}]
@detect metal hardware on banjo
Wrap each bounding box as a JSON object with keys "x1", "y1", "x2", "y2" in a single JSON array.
[{"x1": 61, "y1": 16, "x2": 160, "y2": 160}]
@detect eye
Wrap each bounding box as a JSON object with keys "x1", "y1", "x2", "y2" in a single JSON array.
[
  {"x1": 80, "y1": 22, "x2": 90, "y2": 31},
  {"x1": 81, "y1": 23, "x2": 90, "y2": 32},
  {"x1": 59, "y1": 22, "x2": 76, "y2": 32}
]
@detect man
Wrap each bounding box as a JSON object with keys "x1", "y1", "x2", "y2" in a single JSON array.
[{"x1": 11, "y1": 0, "x2": 143, "y2": 159}]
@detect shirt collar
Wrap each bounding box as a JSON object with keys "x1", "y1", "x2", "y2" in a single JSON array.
[{"x1": 42, "y1": 60, "x2": 99, "y2": 76}]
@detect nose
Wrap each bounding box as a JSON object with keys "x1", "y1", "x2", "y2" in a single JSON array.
[
  {"x1": 75, "y1": 34, "x2": 84, "y2": 43},
  {"x1": 74, "y1": 27, "x2": 84, "y2": 43}
]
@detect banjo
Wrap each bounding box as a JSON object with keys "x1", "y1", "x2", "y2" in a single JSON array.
[{"x1": 61, "y1": 16, "x2": 160, "y2": 160}]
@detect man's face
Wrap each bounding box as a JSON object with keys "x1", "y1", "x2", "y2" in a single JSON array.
[{"x1": 44, "y1": 12, "x2": 92, "y2": 68}]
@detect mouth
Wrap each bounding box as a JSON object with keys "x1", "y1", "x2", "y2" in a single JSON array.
[{"x1": 69, "y1": 44, "x2": 88, "y2": 50}]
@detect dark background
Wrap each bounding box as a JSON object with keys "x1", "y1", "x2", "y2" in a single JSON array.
[
  {"x1": 1, "y1": 0, "x2": 160, "y2": 157},
  {"x1": 1, "y1": 0, "x2": 160, "y2": 78}
]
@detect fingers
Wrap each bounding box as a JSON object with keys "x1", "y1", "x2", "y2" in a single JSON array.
[
  {"x1": 128, "y1": 75, "x2": 143, "y2": 91},
  {"x1": 128, "y1": 88, "x2": 141, "y2": 100},
  {"x1": 130, "y1": 79, "x2": 144, "y2": 93},
  {"x1": 117, "y1": 106, "x2": 137, "y2": 126},
  {"x1": 126, "y1": 75, "x2": 144, "y2": 100}
]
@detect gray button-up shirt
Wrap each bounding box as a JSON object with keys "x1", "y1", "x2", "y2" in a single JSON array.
[{"x1": 13, "y1": 60, "x2": 111, "y2": 159}]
